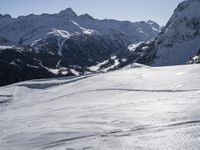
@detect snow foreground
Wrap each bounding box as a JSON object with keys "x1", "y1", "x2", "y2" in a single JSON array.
[{"x1": 1, "y1": 64, "x2": 200, "y2": 150}]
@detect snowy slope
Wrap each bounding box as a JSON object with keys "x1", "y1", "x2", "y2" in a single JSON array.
[
  {"x1": 0, "y1": 8, "x2": 160, "y2": 45},
  {"x1": 89, "y1": 56, "x2": 121, "y2": 72},
  {"x1": 152, "y1": 0, "x2": 200, "y2": 66},
  {"x1": 1, "y1": 64, "x2": 200, "y2": 150}
]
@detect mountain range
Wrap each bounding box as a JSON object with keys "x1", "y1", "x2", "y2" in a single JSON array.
[
  {"x1": 0, "y1": 8, "x2": 161, "y2": 86},
  {"x1": 0, "y1": 8, "x2": 160, "y2": 45}
]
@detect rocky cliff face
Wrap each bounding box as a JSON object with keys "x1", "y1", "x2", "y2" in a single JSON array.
[{"x1": 151, "y1": 0, "x2": 200, "y2": 66}]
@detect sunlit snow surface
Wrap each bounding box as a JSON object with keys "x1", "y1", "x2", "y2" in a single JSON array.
[{"x1": 1, "y1": 64, "x2": 200, "y2": 150}]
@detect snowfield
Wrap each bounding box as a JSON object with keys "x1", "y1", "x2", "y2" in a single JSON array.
[{"x1": 1, "y1": 64, "x2": 200, "y2": 150}]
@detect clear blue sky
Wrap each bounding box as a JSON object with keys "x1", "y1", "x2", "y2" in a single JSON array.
[{"x1": 1, "y1": 0, "x2": 183, "y2": 25}]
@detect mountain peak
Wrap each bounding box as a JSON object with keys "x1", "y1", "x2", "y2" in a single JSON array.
[
  {"x1": 79, "y1": 13, "x2": 95, "y2": 20},
  {"x1": 58, "y1": 8, "x2": 77, "y2": 17},
  {"x1": 151, "y1": 0, "x2": 200, "y2": 66},
  {"x1": 147, "y1": 20, "x2": 160, "y2": 26},
  {"x1": 174, "y1": 0, "x2": 200, "y2": 13},
  {"x1": 0, "y1": 14, "x2": 11, "y2": 18},
  {"x1": 147, "y1": 20, "x2": 157, "y2": 25},
  {"x1": 165, "y1": 0, "x2": 200, "y2": 31}
]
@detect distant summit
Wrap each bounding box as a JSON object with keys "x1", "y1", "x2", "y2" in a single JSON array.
[
  {"x1": 0, "y1": 7, "x2": 160, "y2": 45},
  {"x1": 58, "y1": 8, "x2": 78, "y2": 17},
  {"x1": 79, "y1": 13, "x2": 95, "y2": 20}
]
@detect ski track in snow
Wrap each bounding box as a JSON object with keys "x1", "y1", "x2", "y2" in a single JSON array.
[
  {"x1": 1, "y1": 64, "x2": 200, "y2": 150},
  {"x1": 86, "y1": 88, "x2": 200, "y2": 93}
]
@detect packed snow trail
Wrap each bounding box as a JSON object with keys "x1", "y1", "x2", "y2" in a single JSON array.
[{"x1": 0, "y1": 64, "x2": 200, "y2": 150}]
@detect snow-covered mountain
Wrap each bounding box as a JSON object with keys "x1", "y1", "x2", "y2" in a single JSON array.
[
  {"x1": 0, "y1": 8, "x2": 161, "y2": 86},
  {"x1": 130, "y1": 0, "x2": 200, "y2": 66},
  {"x1": 1, "y1": 64, "x2": 200, "y2": 150},
  {"x1": 151, "y1": 0, "x2": 200, "y2": 66},
  {"x1": 0, "y1": 8, "x2": 160, "y2": 45}
]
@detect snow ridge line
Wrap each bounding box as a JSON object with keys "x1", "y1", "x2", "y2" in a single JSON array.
[
  {"x1": 0, "y1": 95, "x2": 12, "y2": 97},
  {"x1": 17, "y1": 74, "x2": 93, "y2": 89},
  {"x1": 0, "y1": 94, "x2": 13, "y2": 104},
  {"x1": 88, "y1": 88, "x2": 200, "y2": 93},
  {"x1": 42, "y1": 134, "x2": 98, "y2": 149},
  {"x1": 47, "y1": 88, "x2": 200, "y2": 102}
]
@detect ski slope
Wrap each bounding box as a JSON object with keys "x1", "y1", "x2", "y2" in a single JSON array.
[{"x1": 0, "y1": 64, "x2": 200, "y2": 150}]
